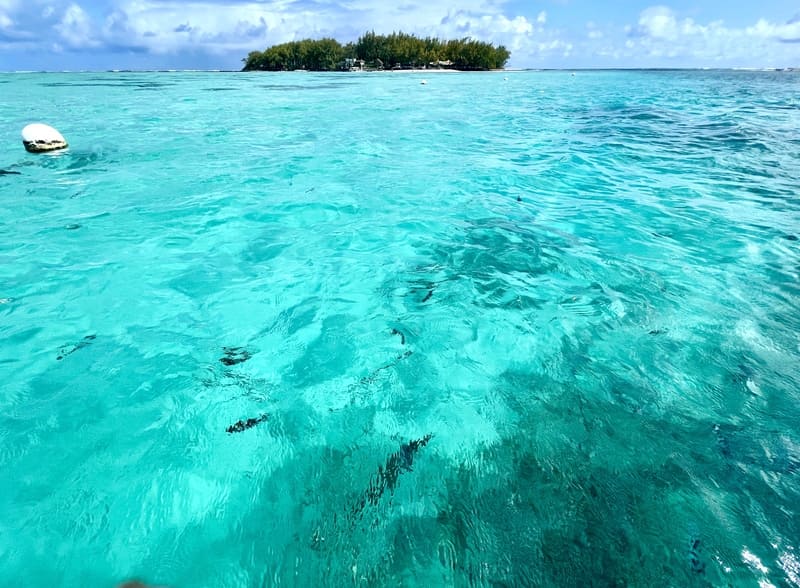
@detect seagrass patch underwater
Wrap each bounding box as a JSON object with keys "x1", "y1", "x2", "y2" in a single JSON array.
[{"x1": 0, "y1": 69, "x2": 799, "y2": 587}]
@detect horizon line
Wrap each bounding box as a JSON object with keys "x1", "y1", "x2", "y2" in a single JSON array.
[{"x1": 0, "y1": 66, "x2": 798, "y2": 74}]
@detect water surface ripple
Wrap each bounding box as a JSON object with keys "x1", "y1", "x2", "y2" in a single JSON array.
[{"x1": 1, "y1": 70, "x2": 799, "y2": 587}]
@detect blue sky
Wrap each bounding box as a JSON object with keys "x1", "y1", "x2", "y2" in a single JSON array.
[{"x1": 0, "y1": 0, "x2": 798, "y2": 70}]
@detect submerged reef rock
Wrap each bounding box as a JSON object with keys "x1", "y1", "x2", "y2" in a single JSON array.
[
  {"x1": 226, "y1": 413, "x2": 268, "y2": 434},
  {"x1": 407, "y1": 280, "x2": 435, "y2": 304},
  {"x1": 0, "y1": 169, "x2": 21, "y2": 175},
  {"x1": 56, "y1": 334, "x2": 96, "y2": 361},
  {"x1": 358, "y1": 350, "x2": 412, "y2": 386},
  {"x1": 21, "y1": 123, "x2": 68, "y2": 153},
  {"x1": 220, "y1": 346, "x2": 252, "y2": 366},
  {"x1": 390, "y1": 328, "x2": 406, "y2": 345},
  {"x1": 688, "y1": 536, "x2": 706, "y2": 575},
  {"x1": 351, "y1": 434, "x2": 433, "y2": 517}
]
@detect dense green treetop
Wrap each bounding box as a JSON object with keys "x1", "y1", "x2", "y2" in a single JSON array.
[{"x1": 242, "y1": 32, "x2": 510, "y2": 72}]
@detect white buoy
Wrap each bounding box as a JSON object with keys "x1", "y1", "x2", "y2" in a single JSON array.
[{"x1": 21, "y1": 123, "x2": 68, "y2": 153}]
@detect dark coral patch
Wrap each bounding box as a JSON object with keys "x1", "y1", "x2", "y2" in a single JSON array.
[
  {"x1": 56, "y1": 334, "x2": 96, "y2": 360},
  {"x1": 226, "y1": 413, "x2": 268, "y2": 434},
  {"x1": 391, "y1": 328, "x2": 406, "y2": 345},
  {"x1": 350, "y1": 434, "x2": 433, "y2": 517},
  {"x1": 220, "y1": 346, "x2": 252, "y2": 366}
]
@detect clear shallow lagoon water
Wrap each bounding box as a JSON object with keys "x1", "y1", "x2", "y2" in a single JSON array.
[{"x1": 1, "y1": 70, "x2": 799, "y2": 587}]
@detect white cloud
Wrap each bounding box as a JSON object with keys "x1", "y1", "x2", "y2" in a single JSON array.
[
  {"x1": 439, "y1": 12, "x2": 534, "y2": 36},
  {"x1": 55, "y1": 3, "x2": 97, "y2": 48},
  {"x1": 0, "y1": 0, "x2": 798, "y2": 69},
  {"x1": 620, "y1": 5, "x2": 800, "y2": 65},
  {"x1": 0, "y1": 0, "x2": 17, "y2": 29},
  {"x1": 636, "y1": 5, "x2": 681, "y2": 40},
  {"x1": 585, "y1": 21, "x2": 602, "y2": 40},
  {"x1": 101, "y1": 1, "x2": 283, "y2": 54},
  {"x1": 94, "y1": 0, "x2": 539, "y2": 56},
  {"x1": 746, "y1": 17, "x2": 800, "y2": 42}
]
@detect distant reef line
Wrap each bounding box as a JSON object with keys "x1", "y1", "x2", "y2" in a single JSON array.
[{"x1": 242, "y1": 31, "x2": 510, "y2": 72}]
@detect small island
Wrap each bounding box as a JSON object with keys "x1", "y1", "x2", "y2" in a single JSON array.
[{"x1": 242, "y1": 31, "x2": 510, "y2": 72}]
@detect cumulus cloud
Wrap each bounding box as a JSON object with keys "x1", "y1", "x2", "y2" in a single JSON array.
[
  {"x1": 748, "y1": 16, "x2": 800, "y2": 43},
  {"x1": 0, "y1": 0, "x2": 555, "y2": 64},
  {"x1": 55, "y1": 3, "x2": 98, "y2": 48},
  {"x1": 0, "y1": 0, "x2": 18, "y2": 30},
  {"x1": 0, "y1": 0, "x2": 798, "y2": 69},
  {"x1": 100, "y1": 1, "x2": 282, "y2": 54},
  {"x1": 93, "y1": 0, "x2": 548, "y2": 59},
  {"x1": 634, "y1": 5, "x2": 680, "y2": 39},
  {"x1": 621, "y1": 5, "x2": 800, "y2": 64}
]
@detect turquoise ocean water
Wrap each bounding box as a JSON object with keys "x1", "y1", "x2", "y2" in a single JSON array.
[{"x1": 1, "y1": 70, "x2": 799, "y2": 586}]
